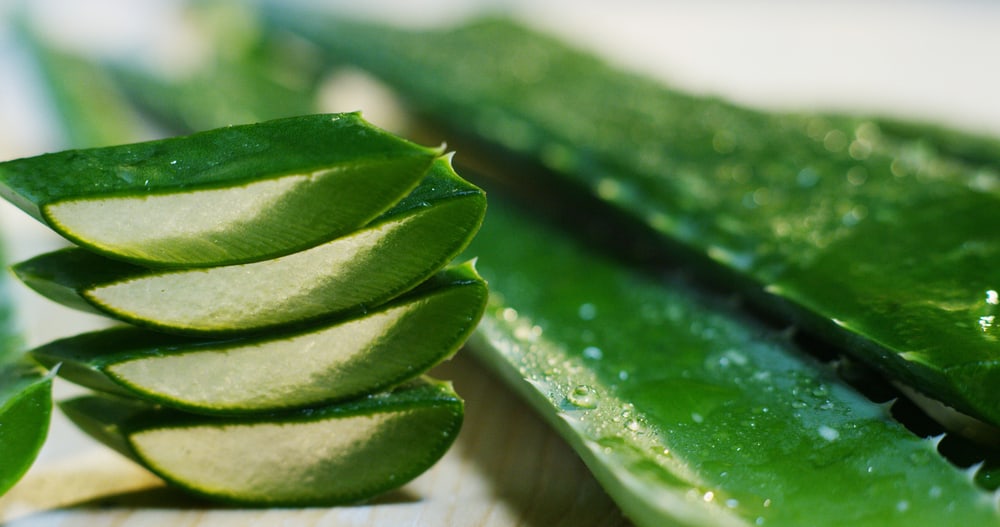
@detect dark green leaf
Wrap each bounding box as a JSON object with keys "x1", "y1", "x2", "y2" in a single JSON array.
[
  {"x1": 464, "y1": 196, "x2": 999, "y2": 527},
  {"x1": 279, "y1": 15, "x2": 1000, "y2": 428}
]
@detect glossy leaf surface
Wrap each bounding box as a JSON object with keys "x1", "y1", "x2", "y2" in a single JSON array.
[
  {"x1": 0, "y1": 228, "x2": 46, "y2": 498},
  {"x1": 59, "y1": 378, "x2": 463, "y2": 506},
  {"x1": 12, "y1": 156, "x2": 486, "y2": 336},
  {"x1": 0, "y1": 113, "x2": 439, "y2": 268},
  {"x1": 0, "y1": 359, "x2": 52, "y2": 497},
  {"x1": 31, "y1": 263, "x2": 487, "y2": 414},
  {"x1": 278, "y1": 16, "x2": 1000, "y2": 427},
  {"x1": 464, "y1": 198, "x2": 1000, "y2": 527}
]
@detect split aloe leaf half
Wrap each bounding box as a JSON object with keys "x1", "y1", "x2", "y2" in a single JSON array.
[
  {"x1": 279, "y1": 16, "x2": 1000, "y2": 428},
  {"x1": 30, "y1": 262, "x2": 486, "y2": 415},
  {"x1": 59, "y1": 377, "x2": 463, "y2": 506},
  {"x1": 12, "y1": 156, "x2": 486, "y2": 336},
  {"x1": 0, "y1": 359, "x2": 53, "y2": 496},
  {"x1": 464, "y1": 198, "x2": 1000, "y2": 527},
  {"x1": 0, "y1": 113, "x2": 440, "y2": 268}
]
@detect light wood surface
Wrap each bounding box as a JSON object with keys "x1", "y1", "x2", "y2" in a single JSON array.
[{"x1": 0, "y1": 354, "x2": 632, "y2": 527}]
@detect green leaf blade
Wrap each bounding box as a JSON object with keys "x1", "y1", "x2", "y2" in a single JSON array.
[
  {"x1": 0, "y1": 360, "x2": 53, "y2": 496},
  {"x1": 464, "y1": 199, "x2": 1000, "y2": 527},
  {"x1": 283, "y1": 16, "x2": 1000, "y2": 427}
]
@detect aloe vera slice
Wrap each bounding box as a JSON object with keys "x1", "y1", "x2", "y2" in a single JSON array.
[
  {"x1": 0, "y1": 359, "x2": 52, "y2": 496},
  {"x1": 12, "y1": 156, "x2": 486, "y2": 335},
  {"x1": 0, "y1": 113, "x2": 439, "y2": 268},
  {"x1": 59, "y1": 377, "x2": 463, "y2": 506},
  {"x1": 30, "y1": 263, "x2": 486, "y2": 414},
  {"x1": 461, "y1": 198, "x2": 999, "y2": 527},
  {"x1": 281, "y1": 16, "x2": 1000, "y2": 427}
]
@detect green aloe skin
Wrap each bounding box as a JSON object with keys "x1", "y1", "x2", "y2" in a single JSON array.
[
  {"x1": 466, "y1": 197, "x2": 999, "y2": 527},
  {"x1": 0, "y1": 359, "x2": 52, "y2": 496},
  {"x1": 268, "y1": 15, "x2": 1000, "y2": 430}
]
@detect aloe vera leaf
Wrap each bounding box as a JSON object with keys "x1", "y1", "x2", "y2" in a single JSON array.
[
  {"x1": 460, "y1": 197, "x2": 999, "y2": 527},
  {"x1": 14, "y1": 18, "x2": 147, "y2": 148},
  {"x1": 12, "y1": 156, "x2": 485, "y2": 336},
  {"x1": 276, "y1": 16, "x2": 1000, "y2": 427},
  {"x1": 0, "y1": 224, "x2": 47, "y2": 498},
  {"x1": 58, "y1": 377, "x2": 463, "y2": 506},
  {"x1": 30, "y1": 262, "x2": 487, "y2": 414},
  {"x1": 0, "y1": 113, "x2": 440, "y2": 268},
  {"x1": 0, "y1": 359, "x2": 52, "y2": 497},
  {"x1": 105, "y1": 3, "x2": 323, "y2": 134}
]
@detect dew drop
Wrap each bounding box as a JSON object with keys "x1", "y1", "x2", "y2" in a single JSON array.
[
  {"x1": 726, "y1": 498, "x2": 739, "y2": 508},
  {"x1": 501, "y1": 307, "x2": 518, "y2": 322},
  {"x1": 817, "y1": 425, "x2": 839, "y2": 442},
  {"x1": 567, "y1": 385, "x2": 598, "y2": 409},
  {"x1": 987, "y1": 290, "x2": 999, "y2": 305},
  {"x1": 848, "y1": 139, "x2": 872, "y2": 160},
  {"x1": 583, "y1": 346, "x2": 603, "y2": 360},
  {"x1": 796, "y1": 167, "x2": 820, "y2": 188},
  {"x1": 846, "y1": 166, "x2": 868, "y2": 186},
  {"x1": 596, "y1": 178, "x2": 622, "y2": 200},
  {"x1": 896, "y1": 500, "x2": 910, "y2": 513},
  {"x1": 618, "y1": 370, "x2": 630, "y2": 381},
  {"x1": 691, "y1": 412, "x2": 704, "y2": 424},
  {"x1": 823, "y1": 130, "x2": 848, "y2": 152},
  {"x1": 702, "y1": 491, "x2": 715, "y2": 502},
  {"x1": 578, "y1": 302, "x2": 597, "y2": 320}
]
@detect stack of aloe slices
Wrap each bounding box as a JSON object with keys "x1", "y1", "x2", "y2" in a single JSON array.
[{"x1": 0, "y1": 113, "x2": 488, "y2": 505}]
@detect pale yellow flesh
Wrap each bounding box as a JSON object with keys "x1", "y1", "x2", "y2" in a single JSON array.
[
  {"x1": 84, "y1": 213, "x2": 414, "y2": 332},
  {"x1": 106, "y1": 300, "x2": 417, "y2": 410},
  {"x1": 130, "y1": 411, "x2": 398, "y2": 502},
  {"x1": 45, "y1": 169, "x2": 340, "y2": 262}
]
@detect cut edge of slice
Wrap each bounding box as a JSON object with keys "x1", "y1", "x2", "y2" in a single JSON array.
[
  {"x1": 40, "y1": 154, "x2": 435, "y2": 268},
  {"x1": 59, "y1": 378, "x2": 464, "y2": 506},
  {"x1": 34, "y1": 262, "x2": 487, "y2": 414}
]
